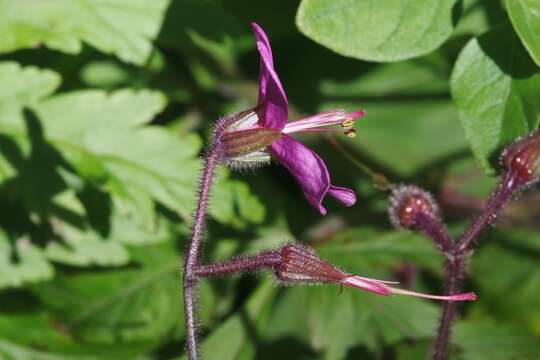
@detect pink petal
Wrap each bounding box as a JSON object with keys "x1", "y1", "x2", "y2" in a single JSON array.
[
  {"x1": 270, "y1": 135, "x2": 355, "y2": 215},
  {"x1": 328, "y1": 185, "x2": 356, "y2": 207},
  {"x1": 342, "y1": 275, "x2": 477, "y2": 301},
  {"x1": 251, "y1": 22, "x2": 288, "y2": 131},
  {"x1": 341, "y1": 275, "x2": 392, "y2": 296}
]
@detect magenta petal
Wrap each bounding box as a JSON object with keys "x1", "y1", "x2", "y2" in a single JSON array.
[
  {"x1": 270, "y1": 136, "x2": 355, "y2": 215},
  {"x1": 251, "y1": 23, "x2": 288, "y2": 131},
  {"x1": 328, "y1": 186, "x2": 356, "y2": 207}
]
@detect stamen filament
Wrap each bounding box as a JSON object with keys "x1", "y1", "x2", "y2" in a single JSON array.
[{"x1": 282, "y1": 109, "x2": 364, "y2": 135}]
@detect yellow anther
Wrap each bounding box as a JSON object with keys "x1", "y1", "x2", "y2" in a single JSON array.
[
  {"x1": 344, "y1": 129, "x2": 356, "y2": 138},
  {"x1": 341, "y1": 118, "x2": 354, "y2": 129}
]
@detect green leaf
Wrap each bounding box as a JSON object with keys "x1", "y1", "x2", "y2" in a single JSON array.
[
  {"x1": 31, "y1": 243, "x2": 183, "y2": 349},
  {"x1": 454, "y1": 320, "x2": 540, "y2": 360},
  {"x1": 470, "y1": 234, "x2": 540, "y2": 333},
  {"x1": 266, "y1": 286, "x2": 439, "y2": 358},
  {"x1": 0, "y1": 62, "x2": 60, "y2": 105},
  {"x1": 211, "y1": 178, "x2": 266, "y2": 229},
  {"x1": 44, "y1": 222, "x2": 130, "y2": 267},
  {"x1": 506, "y1": 0, "x2": 540, "y2": 67},
  {"x1": 0, "y1": 232, "x2": 54, "y2": 288},
  {"x1": 296, "y1": 0, "x2": 461, "y2": 62},
  {"x1": 0, "y1": 0, "x2": 169, "y2": 65},
  {"x1": 451, "y1": 24, "x2": 540, "y2": 174},
  {"x1": 453, "y1": 0, "x2": 505, "y2": 38},
  {"x1": 0, "y1": 80, "x2": 202, "y2": 220},
  {"x1": 0, "y1": 313, "x2": 149, "y2": 359},
  {"x1": 319, "y1": 58, "x2": 450, "y2": 98},
  {"x1": 319, "y1": 228, "x2": 442, "y2": 274}
]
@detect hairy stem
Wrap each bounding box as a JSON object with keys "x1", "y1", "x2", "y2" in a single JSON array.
[
  {"x1": 432, "y1": 170, "x2": 522, "y2": 360},
  {"x1": 194, "y1": 250, "x2": 282, "y2": 278},
  {"x1": 183, "y1": 147, "x2": 220, "y2": 360},
  {"x1": 414, "y1": 212, "x2": 454, "y2": 254},
  {"x1": 456, "y1": 171, "x2": 520, "y2": 255},
  {"x1": 432, "y1": 256, "x2": 465, "y2": 360}
]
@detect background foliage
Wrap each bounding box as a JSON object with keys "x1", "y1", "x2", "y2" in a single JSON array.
[{"x1": 0, "y1": 0, "x2": 539, "y2": 359}]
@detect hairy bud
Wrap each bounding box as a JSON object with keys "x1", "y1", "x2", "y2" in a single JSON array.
[
  {"x1": 502, "y1": 129, "x2": 540, "y2": 186},
  {"x1": 388, "y1": 185, "x2": 453, "y2": 253},
  {"x1": 275, "y1": 244, "x2": 346, "y2": 285},
  {"x1": 389, "y1": 185, "x2": 439, "y2": 229},
  {"x1": 275, "y1": 243, "x2": 475, "y2": 301}
]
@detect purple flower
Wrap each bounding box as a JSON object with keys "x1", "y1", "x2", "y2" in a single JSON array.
[{"x1": 220, "y1": 23, "x2": 364, "y2": 215}]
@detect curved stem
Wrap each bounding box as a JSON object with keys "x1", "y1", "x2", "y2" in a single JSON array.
[
  {"x1": 413, "y1": 212, "x2": 454, "y2": 254},
  {"x1": 456, "y1": 171, "x2": 520, "y2": 254},
  {"x1": 183, "y1": 148, "x2": 220, "y2": 360}
]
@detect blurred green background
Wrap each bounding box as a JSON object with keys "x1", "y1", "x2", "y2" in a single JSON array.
[{"x1": 0, "y1": 0, "x2": 539, "y2": 359}]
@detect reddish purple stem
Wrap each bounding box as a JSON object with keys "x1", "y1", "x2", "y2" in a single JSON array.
[
  {"x1": 431, "y1": 171, "x2": 522, "y2": 360},
  {"x1": 183, "y1": 144, "x2": 284, "y2": 360},
  {"x1": 432, "y1": 256, "x2": 465, "y2": 360},
  {"x1": 413, "y1": 212, "x2": 454, "y2": 254},
  {"x1": 455, "y1": 171, "x2": 521, "y2": 255},
  {"x1": 194, "y1": 251, "x2": 282, "y2": 278},
  {"x1": 183, "y1": 147, "x2": 220, "y2": 360}
]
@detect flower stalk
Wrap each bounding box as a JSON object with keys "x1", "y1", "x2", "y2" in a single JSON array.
[
  {"x1": 194, "y1": 250, "x2": 282, "y2": 278},
  {"x1": 387, "y1": 129, "x2": 540, "y2": 360},
  {"x1": 183, "y1": 144, "x2": 221, "y2": 360}
]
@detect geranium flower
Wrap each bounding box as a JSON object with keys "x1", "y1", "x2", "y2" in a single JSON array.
[{"x1": 219, "y1": 23, "x2": 364, "y2": 215}]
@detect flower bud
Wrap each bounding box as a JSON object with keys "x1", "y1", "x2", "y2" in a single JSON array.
[
  {"x1": 502, "y1": 129, "x2": 540, "y2": 186},
  {"x1": 388, "y1": 185, "x2": 453, "y2": 253},
  {"x1": 275, "y1": 244, "x2": 347, "y2": 285},
  {"x1": 389, "y1": 185, "x2": 439, "y2": 229},
  {"x1": 274, "y1": 243, "x2": 476, "y2": 302}
]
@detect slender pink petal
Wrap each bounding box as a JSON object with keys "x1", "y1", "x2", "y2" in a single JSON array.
[
  {"x1": 341, "y1": 275, "x2": 392, "y2": 296},
  {"x1": 342, "y1": 275, "x2": 476, "y2": 301},
  {"x1": 251, "y1": 23, "x2": 288, "y2": 131},
  {"x1": 328, "y1": 186, "x2": 356, "y2": 207},
  {"x1": 270, "y1": 135, "x2": 355, "y2": 215},
  {"x1": 347, "y1": 110, "x2": 366, "y2": 118},
  {"x1": 390, "y1": 288, "x2": 477, "y2": 301}
]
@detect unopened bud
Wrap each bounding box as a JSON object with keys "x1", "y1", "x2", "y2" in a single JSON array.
[
  {"x1": 275, "y1": 244, "x2": 347, "y2": 285},
  {"x1": 275, "y1": 243, "x2": 476, "y2": 302},
  {"x1": 502, "y1": 129, "x2": 540, "y2": 186},
  {"x1": 389, "y1": 185, "x2": 439, "y2": 229}
]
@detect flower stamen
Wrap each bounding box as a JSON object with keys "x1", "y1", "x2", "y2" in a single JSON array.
[
  {"x1": 282, "y1": 109, "x2": 364, "y2": 136},
  {"x1": 341, "y1": 118, "x2": 355, "y2": 129},
  {"x1": 344, "y1": 128, "x2": 357, "y2": 138}
]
